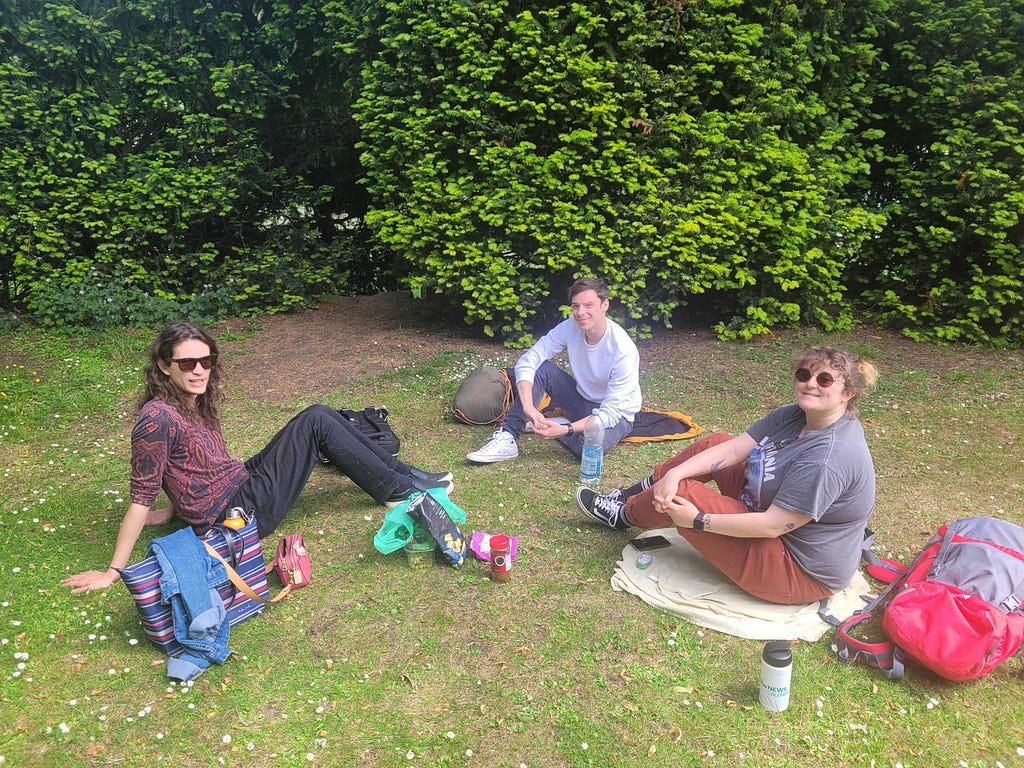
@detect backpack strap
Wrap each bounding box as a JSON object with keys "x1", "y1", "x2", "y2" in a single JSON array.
[
  {"x1": 860, "y1": 528, "x2": 908, "y2": 584},
  {"x1": 832, "y1": 529, "x2": 910, "y2": 679},
  {"x1": 834, "y1": 573, "x2": 909, "y2": 679},
  {"x1": 834, "y1": 611, "x2": 906, "y2": 680}
]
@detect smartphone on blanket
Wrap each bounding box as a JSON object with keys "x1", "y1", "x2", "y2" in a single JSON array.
[{"x1": 629, "y1": 534, "x2": 671, "y2": 551}]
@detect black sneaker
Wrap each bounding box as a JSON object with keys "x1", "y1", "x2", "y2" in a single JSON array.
[
  {"x1": 576, "y1": 487, "x2": 630, "y2": 530},
  {"x1": 385, "y1": 473, "x2": 456, "y2": 508},
  {"x1": 408, "y1": 467, "x2": 454, "y2": 486}
]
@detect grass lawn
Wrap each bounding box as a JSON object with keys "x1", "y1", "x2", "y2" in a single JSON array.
[{"x1": 0, "y1": 314, "x2": 1022, "y2": 768}]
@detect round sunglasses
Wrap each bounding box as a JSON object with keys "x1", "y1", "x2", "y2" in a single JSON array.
[
  {"x1": 794, "y1": 367, "x2": 837, "y2": 388},
  {"x1": 169, "y1": 355, "x2": 217, "y2": 372}
]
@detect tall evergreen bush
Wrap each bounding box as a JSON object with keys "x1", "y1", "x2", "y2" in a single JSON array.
[
  {"x1": 855, "y1": 0, "x2": 1024, "y2": 345},
  {"x1": 355, "y1": 0, "x2": 886, "y2": 341},
  {"x1": 0, "y1": 0, "x2": 368, "y2": 327}
]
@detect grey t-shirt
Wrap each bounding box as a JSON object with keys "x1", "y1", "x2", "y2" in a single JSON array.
[{"x1": 741, "y1": 403, "x2": 876, "y2": 591}]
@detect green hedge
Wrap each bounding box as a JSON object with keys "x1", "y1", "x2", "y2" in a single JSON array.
[
  {"x1": 0, "y1": 0, "x2": 372, "y2": 328},
  {"x1": 355, "y1": 0, "x2": 885, "y2": 341},
  {"x1": 1, "y1": 0, "x2": 1021, "y2": 344},
  {"x1": 852, "y1": 0, "x2": 1024, "y2": 345}
]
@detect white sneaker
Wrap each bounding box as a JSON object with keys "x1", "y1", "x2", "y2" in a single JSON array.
[{"x1": 466, "y1": 429, "x2": 519, "y2": 463}]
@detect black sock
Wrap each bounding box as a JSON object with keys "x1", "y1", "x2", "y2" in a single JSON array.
[{"x1": 619, "y1": 476, "x2": 653, "y2": 500}]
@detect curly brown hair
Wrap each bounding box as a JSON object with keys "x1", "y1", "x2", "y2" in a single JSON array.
[
  {"x1": 138, "y1": 322, "x2": 225, "y2": 426},
  {"x1": 794, "y1": 346, "x2": 879, "y2": 420}
]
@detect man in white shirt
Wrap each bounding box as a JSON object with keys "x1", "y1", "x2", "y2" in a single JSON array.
[{"x1": 467, "y1": 277, "x2": 642, "y2": 463}]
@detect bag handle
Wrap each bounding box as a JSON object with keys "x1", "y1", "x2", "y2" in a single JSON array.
[
  {"x1": 204, "y1": 543, "x2": 291, "y2": 604},
  {"x1": 860, "y1": 528, "x2": 908, "y2": 584},
  {"x1": 215, "y1": 524, "x2": 245, "y2": 569},
  {"x1": 831, "y1": 527, "x2": 910, "y2": 678},
  {"x1": 834, "y1": 612, "x2": 906, "y2": 679}
]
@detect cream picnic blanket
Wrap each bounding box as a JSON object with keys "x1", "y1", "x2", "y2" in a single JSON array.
[{"x1": 611, "y1": 527, "x2": 872, "y2": 641}]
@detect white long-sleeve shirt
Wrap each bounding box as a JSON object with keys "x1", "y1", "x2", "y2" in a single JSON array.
[{"x1": 514, "y1": 317, "x2": 642, "y2": 428}]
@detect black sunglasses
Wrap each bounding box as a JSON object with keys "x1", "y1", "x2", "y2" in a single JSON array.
[
  {"x1": 795, "y1": 367, "x2": 836, "y2": 388},
  {"x1": 169, "y1": 355, "x2": 217, "y2": 372}
]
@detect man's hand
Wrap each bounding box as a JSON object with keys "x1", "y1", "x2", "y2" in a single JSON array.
[
  {"x1": 63, "y1": 567, "x2": 120, "y2": 594},
  {"x1": 530, "y1": 417, "x2": 561, "y2": 439}
]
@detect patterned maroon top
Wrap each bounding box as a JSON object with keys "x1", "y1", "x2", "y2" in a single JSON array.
[{"x1": 130, "y1": 399, "x2": 249, "y2": 529}]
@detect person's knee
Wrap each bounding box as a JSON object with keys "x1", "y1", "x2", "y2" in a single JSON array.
[
  {"x1": 299, "y1": 404, "x2": 332, "y2": 420},
  {"x1": 534, "y1": 360, "x2": 570, "y2": 389},
  {"x1": 291, "y1": 403, "x2": 334, "y2": 430}
]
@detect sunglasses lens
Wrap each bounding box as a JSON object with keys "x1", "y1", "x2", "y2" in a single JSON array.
[
  {"x1": 174, "y1": 356, "x2": 215, "y2": 372},
  {"x1": 795, "y1": 368, "x2": 835, "y2": 387}
]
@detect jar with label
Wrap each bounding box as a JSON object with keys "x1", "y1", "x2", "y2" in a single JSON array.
[{"x1": 489, "y1": 535, "x2": 512, "y2": 582}]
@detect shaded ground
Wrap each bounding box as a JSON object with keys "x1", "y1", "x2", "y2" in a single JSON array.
[
  {"x1": 220, "y1": 292, "x2": 727, "y2": 403},
  {"x1": 220, "y1": 291, "x2": 954, "y2": 404},
  {"x1": 219, "y1": 293, "x2": 502, "y2": 402}
]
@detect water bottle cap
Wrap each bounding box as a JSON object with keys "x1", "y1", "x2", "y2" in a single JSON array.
[{"x1": 762, "y1": 640, "x2": 792, "y2": 667}]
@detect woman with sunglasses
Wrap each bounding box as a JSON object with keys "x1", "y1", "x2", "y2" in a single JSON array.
[
  {"x1": 65, "y1": 321, "x2": 453, "y2": 593},
  {"x1": 576, "y1": 345, "x2": 879, "y2": 605}
]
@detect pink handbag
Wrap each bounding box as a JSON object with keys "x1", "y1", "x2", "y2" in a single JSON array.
[{"x1": 274, "y1": 533, "x2": 311, "y2": 589}]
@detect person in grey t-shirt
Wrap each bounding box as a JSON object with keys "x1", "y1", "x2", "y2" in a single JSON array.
[{"x1": 576, "y1": 346, "x2": 879, "y2": 605}]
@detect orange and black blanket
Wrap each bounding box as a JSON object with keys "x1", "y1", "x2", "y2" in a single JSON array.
[{"x1": 621, "y1": 407, "x2": 704, "y2": 444}]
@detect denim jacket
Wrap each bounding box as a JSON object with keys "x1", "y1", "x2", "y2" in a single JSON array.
[{"x1": 150, "y1": 527, "x2": 231, "y2": 681}]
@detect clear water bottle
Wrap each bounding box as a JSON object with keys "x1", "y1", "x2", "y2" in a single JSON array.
[
  {"x1": 579, "y1": 409, "x2": 603, "y2": 489},
  {"x1": 759, "y1": 640, "x2": 793, "y2": 712}
]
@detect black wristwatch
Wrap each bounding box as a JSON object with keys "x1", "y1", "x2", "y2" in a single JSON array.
[
  {"x1": 692, "y1": 512, "x2": 709, "y2": 532},
  {"x1": 565, "y1": 422, "x2": 574, "y2": 436}
]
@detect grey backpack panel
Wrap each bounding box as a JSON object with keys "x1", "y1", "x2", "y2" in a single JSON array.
[{"x1": 929, "y1": 516, "x2": 1024, "y2": 613}]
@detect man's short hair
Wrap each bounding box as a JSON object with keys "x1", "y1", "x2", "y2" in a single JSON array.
[{"x1": 568, "y1": 277, "x2": 609, "y2": 303}]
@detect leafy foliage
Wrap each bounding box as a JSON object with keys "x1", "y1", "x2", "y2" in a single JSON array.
[
  {"x1": 0, "y1": 0, "x2": 1020, "y2": 344},
  {"x1": 0, "y1": 0, "x2": 379, "y2": 328},
  {"x1": 355, "y1": 0, "x2": 887, "y2": 341},
  {"x1": 853, "y1": 0, "x2": 1024, "y2": 345}
]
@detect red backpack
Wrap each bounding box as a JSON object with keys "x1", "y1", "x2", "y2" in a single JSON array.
[{"x1": 835, "y1": 516, "x2": 1024, "y2": 681}]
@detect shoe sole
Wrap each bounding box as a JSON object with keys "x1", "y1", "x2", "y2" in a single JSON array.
[
  {"x1": 465, "y1": 453, "x2": 518, "y2": 464},
  {"x1": 416, "y1": 471, "x2": 453, "y2": 484}
]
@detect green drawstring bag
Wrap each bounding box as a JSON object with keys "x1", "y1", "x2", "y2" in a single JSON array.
[{"x1": 373, "y1": 488, "x2": 466, "y2": 555}]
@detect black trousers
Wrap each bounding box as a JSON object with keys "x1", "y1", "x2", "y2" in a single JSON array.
[{"x1": 229, "y1": 405, "x2": 413, "y2": 537}]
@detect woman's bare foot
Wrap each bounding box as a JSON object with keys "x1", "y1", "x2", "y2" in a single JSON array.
[{"x1": 144, "y1": 507, "x2": 175, "y2": 526}]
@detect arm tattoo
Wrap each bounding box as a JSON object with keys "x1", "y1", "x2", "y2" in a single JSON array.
[
  {"x1": 785, "y1": 522, "x2": 795, "y2": 531},
  {"x1": 709, "y1": 459, "x2": 725, "y2": 471}
]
